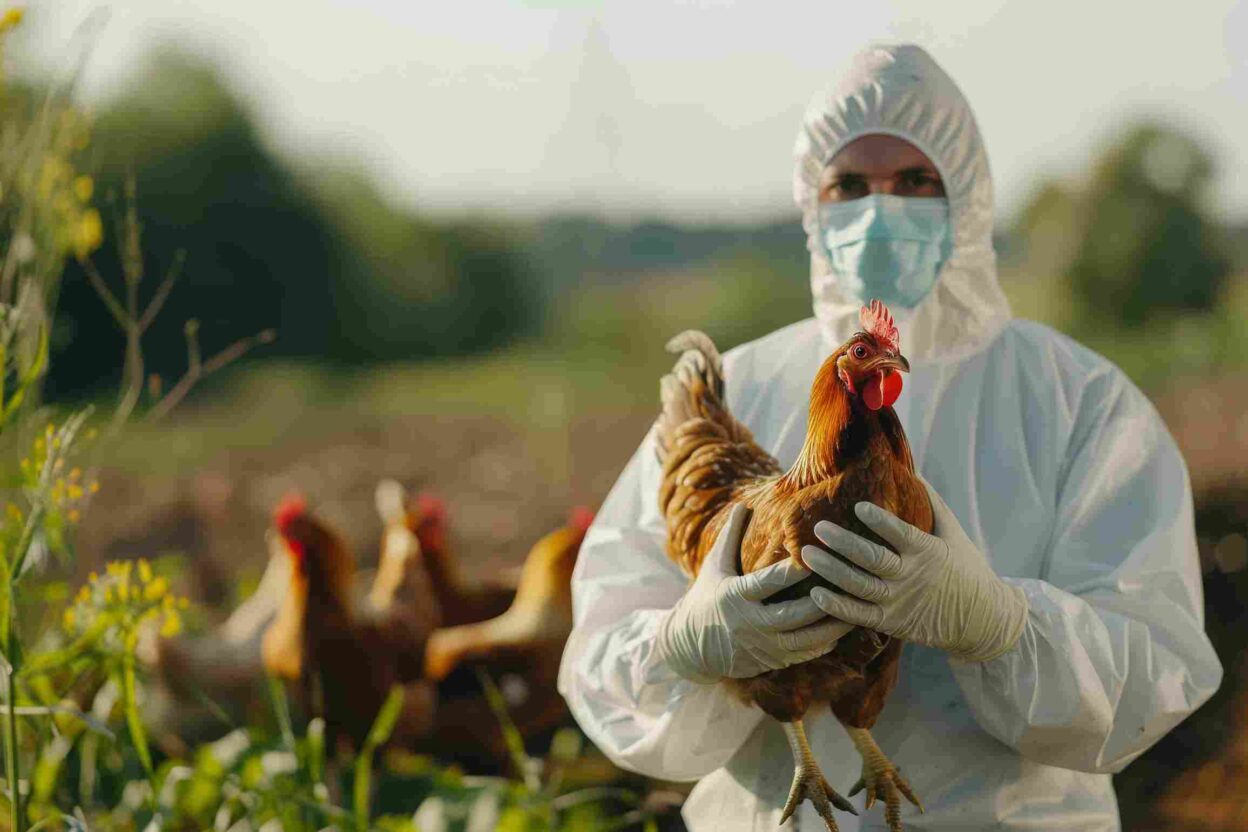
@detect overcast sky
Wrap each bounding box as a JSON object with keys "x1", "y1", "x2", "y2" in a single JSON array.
[{"x1": 22, "y1": 0, "x2": 1248, "y2": 225}]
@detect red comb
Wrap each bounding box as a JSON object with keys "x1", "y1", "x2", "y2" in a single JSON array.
[
  {"x1": 412, "y1": 492, "x2": 447, "y2": 552},
  {"x1": 860, "y1": 299, "x2": 899, "y2": 354},
  {"x1": 415, "y1": 492, "x2": 446, "y2": 523},
  {"x1": 273, "y1": 492, "x2": 306, "y2": 534},
  {"x1": 568, "y1": 506, "x2": 595, "y2": 533}
]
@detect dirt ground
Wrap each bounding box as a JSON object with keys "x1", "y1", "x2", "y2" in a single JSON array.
[{"x1": 75, "y1": 403, "x2": 656, "y2": 608}]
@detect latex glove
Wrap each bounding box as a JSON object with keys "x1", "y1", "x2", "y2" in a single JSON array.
[
  {"x1": 804, "y1": 480, "x2": 1028, "y2": 662},
  {"x1": 656, "y1": 503, "x2": 855, "y2": 683}
]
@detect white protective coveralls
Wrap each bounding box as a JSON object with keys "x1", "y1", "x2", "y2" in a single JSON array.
[{"x1": 557, "y1": 44, "x2": 1223, "y2": 831}]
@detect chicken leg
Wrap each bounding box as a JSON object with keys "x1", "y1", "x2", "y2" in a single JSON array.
[
  {"x1": 844, "y1": 726, "x2": 922, "y2": 832},
  {"x1": 780, "y1": 719, "x2": 856, "y2": 830}
]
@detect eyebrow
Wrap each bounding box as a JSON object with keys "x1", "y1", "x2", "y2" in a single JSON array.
[{"x1": 825, "y1": 165, "x2": 940, "y2": 183}]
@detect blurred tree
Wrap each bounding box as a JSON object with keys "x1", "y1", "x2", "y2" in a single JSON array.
[
  {"x1": 303, "y1": 166, "x2": 540, "y2": 360},
  {"x1": 1061, "y1": 123, "x2": 1231, "y2": 326},
  {"x1": 47, "y1": 50, "x2": 543, "y2": 399},
  {"x1": 1012, "y1": 181, "x2": 1081, "y2": 276},
  {"x1": 49, "y1": 50, "x2": 340, "y2": 399}
]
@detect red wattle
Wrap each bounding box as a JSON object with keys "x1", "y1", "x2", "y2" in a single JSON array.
[
  {"x1": 285, "y1": 538, "x2": 307, "y2": 569},
  {"x1": 864, "y1": 371, "x2": 885, "y2": 411},
  {"x1": 882, "y1": 371, "x2": 903, "y2": 407}
]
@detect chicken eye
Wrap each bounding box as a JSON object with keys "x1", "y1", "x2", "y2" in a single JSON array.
[{"x1": 852, "y1": 344, "x2": 869, "y2": 359}]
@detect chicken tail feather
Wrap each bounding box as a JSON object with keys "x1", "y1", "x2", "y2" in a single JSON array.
[
  {"x1": 657, "y1": 329, "x2": 731, "y2": 460},
  {"x1": 665, "y1": 330, "x2": 725, "y2": 397}
]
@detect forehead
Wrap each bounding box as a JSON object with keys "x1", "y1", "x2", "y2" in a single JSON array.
[{"x1": 824, "y1": 134, "x2": 938, "y2": 177}]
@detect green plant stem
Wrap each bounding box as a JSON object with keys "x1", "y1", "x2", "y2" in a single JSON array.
[
  {"x1": 474, "y1": 667, "x2": 539, "y2": 794},
  {"x1": 0, "y1": 341, "x2": 7, "y2": 419},
  {"x1": 353, "y1": 686, "x2": 404, "y2": 832},
  {"x1": 8, "y1": 505, "x2": 44, "y2": 596},
  {"x1": 4, "y1": 653, "x2": 20, "y2": 832},
  {"x1": 267, "y1": 676, "x2": 296, "y2": 751},
  {"x1": 119, "y1": 640, "x2": 155, "y2": 813},
  {"x1": 352, "y1": 746, "x2": 372, "y2": 832},
  {"x1": 2, "y1": 573, "x2": 28, "y2": 832}
]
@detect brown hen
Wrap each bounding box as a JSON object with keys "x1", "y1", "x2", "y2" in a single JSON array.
[
  {"x1": 261, "y1": 495, "x2": 438, "y2": 751},
  {"x1": 375, "y1": 483, "x2": 514, "y2": 627},
  {"x1": 419, "y1": 507, "x2": 593, "y2": 771},
  {"x1": 656, "y1": 300, "x2": 932, "y2": 832}
]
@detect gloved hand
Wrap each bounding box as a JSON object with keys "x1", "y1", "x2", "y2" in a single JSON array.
[
  {"x1": 804, "y1": 479, "x2": 1029, "y2": 662},
  {"x1": 656, "y1": 503, "x2": 854, "y2": 683}
]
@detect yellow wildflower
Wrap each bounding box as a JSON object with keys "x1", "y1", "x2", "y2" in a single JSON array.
[
  {"x1": 62, "y1": 608, "x2": 75, "y2": 631},
  {"x1": 74, "y1": 209, "x2": 103, "y2": 260},
  {"x1": 73, "y1": 175, "x2": 93, "y2": 203},
  {"x1": 143, "y1": 576, "x2": 168, "y2": 602},
  {"x1": 159, "y1": 612, "x2": 182, "y2": 639},
  {"x1": 36, "y1": 157, "x2": 68, "y2": 201},
  {"x1": 89, "y1": 481, "x2": 100, "y2": 494},
  {"x1": 137, "y1": 559, "x2": 152, "y2": 583},
  {"x1": 67, "y1": 509, "x2": 80, "y2": 523},
  {"x1": 0, "y1": 9, "x2": 24, "y2": 32}
]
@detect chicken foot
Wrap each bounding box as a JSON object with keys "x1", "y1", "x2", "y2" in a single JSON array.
[
  {"x1": 844, "y1": 726, "x2": 923, "y2": 832},
  {"x1": 780, "y1": 719, "x2": 856, "y2": 831}
]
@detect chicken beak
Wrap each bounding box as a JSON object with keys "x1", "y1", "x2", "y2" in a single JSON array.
[{"x1": 867, "y1": 353, "x2": 910, "y2": 375}]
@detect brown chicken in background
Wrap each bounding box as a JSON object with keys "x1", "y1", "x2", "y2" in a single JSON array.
[
  {"x1": 147, "y1": 496, "x2": 423, "y2": 751},
  {"x1": 417, "y1": 506, "x2": 594, "y2": 770},
  {"x1": 379, "y1": 485, "x2": 515, "y2": 627},
  {"x1": 262, "y1": 494, "x2": 438, "y2": 751},
  {"x1": 370, "y1": 481, "x2": 440, "y2": 616},
  {"x1": 424, "y1": 505, "x2": 592, "y2": 680},
  {"x1": 656, "y1": 300, "x2": 931, "y2": 832}
]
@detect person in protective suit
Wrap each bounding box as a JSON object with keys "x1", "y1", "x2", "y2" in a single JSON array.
[{"x1": 558, "y1": 43, "x2": 1222, "y2": 831}]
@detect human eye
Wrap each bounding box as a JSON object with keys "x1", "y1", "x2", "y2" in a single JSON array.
[
  {"x1": 898, "y1": 169, "x2": 943, "y2": 196},
  {"x1": 826, "y1": 175, "x2": 867, "y2": 201}
]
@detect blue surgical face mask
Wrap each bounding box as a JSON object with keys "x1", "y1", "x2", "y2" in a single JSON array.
[{"x1": 814, "y1": 193, "x2": 953, "y2": 310}]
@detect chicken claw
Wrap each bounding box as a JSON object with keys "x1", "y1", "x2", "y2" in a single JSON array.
[
  {"x1": 844, "y1": 726, "x2": 923, "y2": 832},
  {"x1": 780, "y1": 720, "x2": 857, "y2": 831}
]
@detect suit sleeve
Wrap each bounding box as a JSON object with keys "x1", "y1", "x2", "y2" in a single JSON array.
[
  {"x1": 557, "y1": 427, "x2": 765, "y2": 781},
  {"x1": 949, "y1": 371, "x2": 1223, "y2": 773}
]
